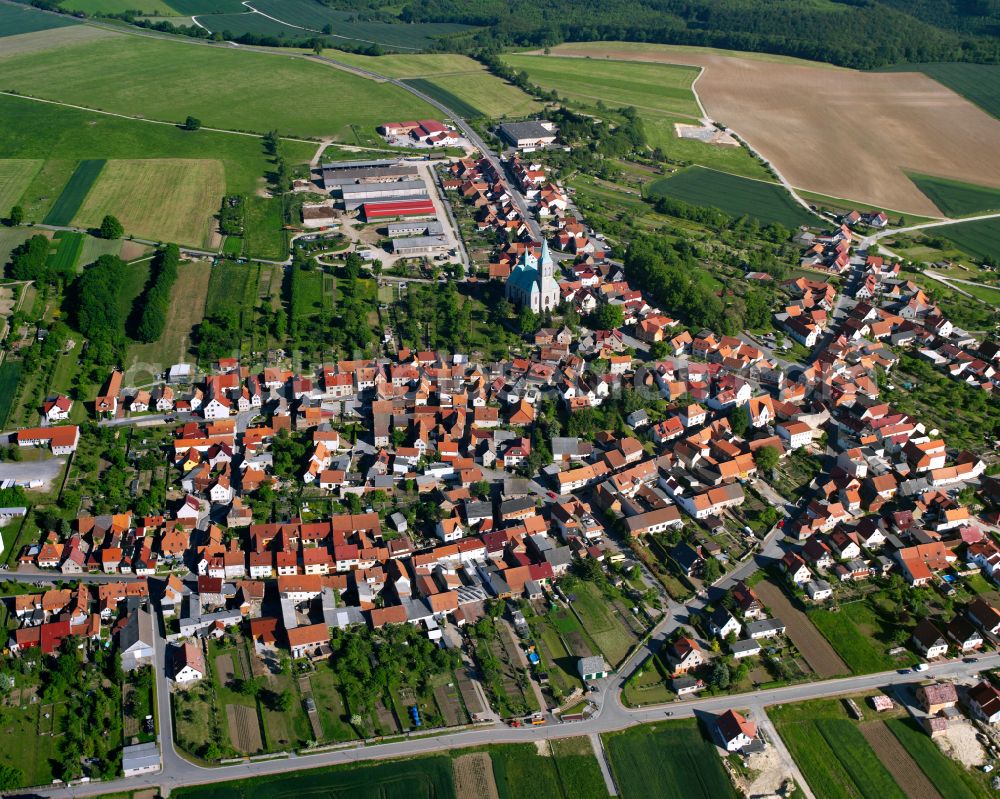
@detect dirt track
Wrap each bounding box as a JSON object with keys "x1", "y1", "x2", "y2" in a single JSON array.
[
  {"x1": 860, "y1": 721, "x2": 941, "y2": 799},
  {"x1": 755, "y1": 581, "x2": 848, "y2": 678},
  {"x1": 543, "y1": 43, "x2": 1000, "y2": 215}
]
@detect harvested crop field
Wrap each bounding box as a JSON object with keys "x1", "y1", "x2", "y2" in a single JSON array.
[
  {"x1": 861, "y1": 721, "x2": 941, "y2": 799},
  {"x1": 542, "y1": 42, "x2": 1000, "y2": 216},
  {"x1": 72, "y1": 159, "x2": 224, "y2": 248},
  {"x1": 452, "y1": 753, "x2": 499, "y2": 799},
  {"x1": 226, "y1": 704, "x2": 262, "y2": 754},
  {"x1": 755, "y1": 580, "x2": 847, "y2": 678}
]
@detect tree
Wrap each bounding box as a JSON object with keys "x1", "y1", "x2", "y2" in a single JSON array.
[
  {"x1": 98, "y1": 215, "x2": 124, "y2": 240},
  {"x1": 592, "y1": 303, "x2": 624, "y2": 330},
  {"x1": 183, "y1": 115, "x2": 202, "y2": 131},
  {"x1": 711, "y1": 660, "x2": 730, "y2": 690},
  {"x1": 755, "y1": 445, "x2": 779, "y2": 473},
  {"x1": 7, "y1": 205, "x2": 23, "y2": 227},
  {"x1": 0, "y1": 764, "x2": 23, "y2": 790},
  {"x1": 702, "y1": 557, "x2": 722, "y2": 583},
  {"x1": 729, "y1": 405, "x2": 750, "y2": 438},
  {"x1": 518, "y1": 306, "x2": 539, "y2": 334}
]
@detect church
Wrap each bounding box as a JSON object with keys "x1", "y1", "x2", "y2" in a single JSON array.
[{"x1": 505, "y1": 240, "x2": 560, "y2": 313}]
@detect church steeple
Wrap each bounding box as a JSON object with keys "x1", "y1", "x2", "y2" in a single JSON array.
[{"x1": 538, "y1": 239, "x2": 552, "y2": 284}]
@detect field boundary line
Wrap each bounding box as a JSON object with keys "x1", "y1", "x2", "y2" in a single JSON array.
[
  {"x1": 588, "y1": 732, "x2": 618, "y2": 796},
  {"x1": 794, "y1": 186, "x2": 947, "y2": 221}
]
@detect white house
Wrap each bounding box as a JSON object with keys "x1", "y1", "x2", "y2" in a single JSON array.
[
  {"x1": 172, "y1": 642, "x2": 206, "y2": 684},
  {"x1": 716, "y1": 709, "x2": 757, "y2": 752}
]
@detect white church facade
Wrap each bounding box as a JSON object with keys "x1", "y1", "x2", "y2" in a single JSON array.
[{"x1": 505, "y1": 240, "x2": 559, "y2": 313}]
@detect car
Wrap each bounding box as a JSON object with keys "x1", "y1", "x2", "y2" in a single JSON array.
[
  {"x1": 964, "y1": 657, "x2": 979, "y2": 664},
  {"x1": 777, "y1": 519, "x2": 785, "y2": 529},
  {"x1": 914, "y1": 663, "x2": 929, "y2": 672},
  {"x1": 547, "y1": 490, "x2": 558, "y2": 499}
]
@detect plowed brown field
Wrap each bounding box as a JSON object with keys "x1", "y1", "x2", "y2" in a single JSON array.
[
  {"x1": 542, "y1": 43, "x2": 1000, "y2": 216},
  {"x1": 861, "y1": 721, "x2": 941, "y2": 799}
]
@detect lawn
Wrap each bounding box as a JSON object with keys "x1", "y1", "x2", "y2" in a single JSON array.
[
  {"x1": 206, "y1": 261, "x2": 257, "y2": 319},
  {"x1": 243, "y1": 196, "x2": 288, "y2": 260},
  {"x1": 770, "y1": 699, "x2": 907, "y2": 799},
  {"x1": 604, "y1": 720, "x2": 736, "y2": 799},
  {"x1": 886, "y1": 717, "x2": 992, "y2": 799},
  {"x1": 908, "y1": 173, "x2": 1000, "y2": 217},
  {"x1": 403, "y1": 79, "x2": 484, "y2": 119},
  {"x1": 323, "y1": 51, "x2": 486, "y2": 78},
  {"x1": 647, "y1": 166, "x2": 818, "y2": 228},
  {"x1": 0, "y1": 95, "x2": 313, "y2": 212},
  {"x1": 807, "y1": 600, "x2": 917, "y2": 675},
  {"x1": 126, "y1": 261, "x2": 210, "y2": 380},
  {"x1": 0, "y1": 159, "x2": 43, "y2": 215},
  {"x1": 307, "y1": 666, "x2": 359, "y2": 742},
  {"x1": 42, "y1": 159, "x2": 105, "y2": 226},
  {"x1": 570, "y1": 580, "x2": 640, "y2": 667},
  {"x1": 0, "y1": 692, "x2": 61, "y2": 787},
  {"x1": 292, "y1": 268, "x2": 330, "y2": 318},
  {"x1": 78, "y1": 235, "x2": 123, "y2": 267},
  {"x1": 0, "y1": 2, "x2": 79, "y2": 35},
  {"x1": 172, "y1": 755, "x2": 457, "y2": 799},
  {"x1": 502, "y1": 53, "x2": 770, "y2": 179},
  {"x1": 880, "y1": 62, "x2": 1000, "y2": 120},
  {"x1": 932, "y1": 216, "x2": 1000, "y2": 264},
  {"x1": 425, "y1": 72, "x2": 542, "y2": 119},
  {"x1": 0, "y1": 31, "x2": 438, "y2": 140},
  {"x1": 71, "y1": 158, "x2": 224, "y2": 248}
]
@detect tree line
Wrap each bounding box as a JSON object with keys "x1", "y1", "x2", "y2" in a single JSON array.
[{"x1": 130, "y1": 244, "x2": 179, "y2": 343}]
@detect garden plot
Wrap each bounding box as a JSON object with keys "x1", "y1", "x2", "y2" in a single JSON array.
[
  {"x1": 453, "y1": 753, "x2": 499, "y2": 799},
  {"x1": 226, "y1": 704, "x2": 263, "y2": 754},
  {"x1": 755, "y1": 580, "x2": 847, "y2": 678}
]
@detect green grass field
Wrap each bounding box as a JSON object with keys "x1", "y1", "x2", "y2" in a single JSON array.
[
  {"x1": 808, "y1": 601, "x2": 917, "y2": 674},
  {"x1": 243, "y1": 196, "x2": 287, "y2": 260},
  {"x1": 0, "y1": 94, "x2": 313, "y2": 216},
  {"x1": 0, "y1": 31, "x2": 438, "y2": 140},
  {"x1": 548, "y1": 737, "x2": 609, "y2": 799},
  {"x1": 48, "y1": 231, "x2": 85, "y2": 274},
  {"x1": 42, "y1": 159, "x2": 105, "y2": 226},
  {"x1": 172, "y1": 755, "x2": 456, "y2": 799},
  {"x1": 322, "y1": 51, "x2": 484, "y2": 78},
  {"x1": 604, "y1": 721, "x2": 736, "y2": 799},
  {"x1": 193, "y1": 0, "x2": 472, "y2": 50},
  {"x1": 504, "y1": 54, "x2": 701, "y2": 120},
  {"x1": 880, "y1": 62, "x2": 1000, "y2": 120},
  {"x1": 71, "y1": 158, "x2": 224, "y2": 247},
  {"x1": 647, "y1": 166, "x2": 818, "y2": 228},
  {"x1": 0, "y1": 159, "x2": 43, "y2": 215},
  {"x1": 403, "y1": 79, "x2": 484, "y2": 119},
  {"x1": 908, "y1": 173, "x2": 1000, "y2": 217},
  {"x1": 933, "y1": 217, "x2": 1000, "y2": 264},
  {"x1": 571, "y1": 581, "x2": 638, "y2": 667},
  {"x1": 0, "y1": 2, "x2": 79, "y2": 35},
  {"x1": 0, "y1": 362, "x2": 23, "y2": 429},
  {"x1": 771, "y1": 699, "x2": 909, "y2": 799},
  {"x1": 206, "y1": 262, "x2": 255, "y2": 318}
]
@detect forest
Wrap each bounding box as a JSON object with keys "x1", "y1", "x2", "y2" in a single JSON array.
[{"x1": 395, "y1": 0, "x2": 1000, "y2": 68}]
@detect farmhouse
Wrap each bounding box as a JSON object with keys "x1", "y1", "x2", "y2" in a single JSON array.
[{"x1": 15, "y1": 425, "x2": 80, "y2": 455}]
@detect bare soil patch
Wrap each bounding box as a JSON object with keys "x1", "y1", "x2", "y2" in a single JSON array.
[
  {"x1": 453, "y1": 752, "x2": 500, "y2": 799},
  {"x1": 861, "y1": 721, "x2": 942, "y2": 799},
  {"x1": 546, "y1": 43, "x2": 1000, "y2": 215},
  {"x1": 225, "y1": 703, "x2": 262, "y2": 753},
  {"x1": 755, "y1": 580, "x2": 848, "y2": 678},
  {"x1": 215, "y1": 653, "x2": 236, "y2": 685},
  {"x1": 940, "y1": 722, "x2": 987, "y2": 768}
]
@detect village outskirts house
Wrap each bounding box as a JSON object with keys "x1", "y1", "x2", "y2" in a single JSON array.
[{"x1": 578, "y1": 655, "x2": 610, "y2": 682}]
